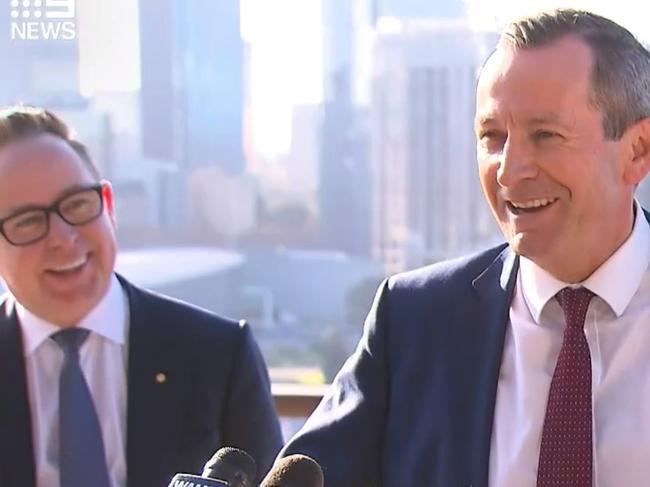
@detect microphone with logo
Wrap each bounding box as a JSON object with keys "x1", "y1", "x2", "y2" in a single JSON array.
[
  {"x1": 168, "y1": 447, "x2": 257, "y2": 487},
  {"x1": 260, "y1": 454, "x2": 324, "y2": 487}
]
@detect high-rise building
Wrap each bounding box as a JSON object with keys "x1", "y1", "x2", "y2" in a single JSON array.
[
  {"x1": 371, "y1": 20, "x2": 501, "y2": 274},
  {"x1": 318, "y1": 0, "x2": 375, "y2": 256},
  {"x1": 287, "y1": 104, "x2": 321, "y2": 206},
  {"x1": 139, "y1": 0, "x2": 245, "y2": 173},
  {"x1": 138, "y1": 0, "x2": 256, "y2": 239}
]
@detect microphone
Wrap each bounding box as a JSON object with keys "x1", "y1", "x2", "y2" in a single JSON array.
[
  {"x1": 168, "y1": 474, "x2": 227, "y2": 487},
  {"x1": 168, "y1": 447, "x2": 257, "y2": 487},
  {"x1": 202, "y1": 447, "x2": 256, "y2": 487},
  {"x1": 260, "y1": 454, "x2": 324, "y2": 487}
]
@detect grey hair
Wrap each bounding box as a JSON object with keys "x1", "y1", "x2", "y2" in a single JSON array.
[{"x1": 499, "y1": 9, "x2": 650, "y2": 140}]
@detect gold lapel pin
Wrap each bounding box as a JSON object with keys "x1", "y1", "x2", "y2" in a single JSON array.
[{"x1": 155, "y1": 372, "x2": 167, "y2": 384}]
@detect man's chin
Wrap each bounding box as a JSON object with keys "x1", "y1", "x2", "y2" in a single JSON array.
[
  {"x1": 20, "y1": 300, "x2": 87, "y2": 327},
  {"x1": 507, "y1": 233, "x2": 546, "y2": 260}
]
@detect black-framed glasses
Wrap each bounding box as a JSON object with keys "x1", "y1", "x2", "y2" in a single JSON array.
[{"x1": 0, "y1": 184, "x2": 105, "y2": 246}]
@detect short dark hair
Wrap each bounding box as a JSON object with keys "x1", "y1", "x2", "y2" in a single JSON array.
[
  {"x1": 0, "y1": 105, "x2": 101, "y2": 179},
  {"x1": 499, "y1": 9, "x2": 650, "y2": 140}
]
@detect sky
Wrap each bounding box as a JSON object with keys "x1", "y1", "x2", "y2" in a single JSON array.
[
  {"x1": 240, "y1": 0, "x2": 323, "y2": 156},
  {"x1": 466, "y1": 0, "x2": 650, "y2": 39},
  {"x1": 77, "y1": 0, "x2": 650, "y2": 156}
]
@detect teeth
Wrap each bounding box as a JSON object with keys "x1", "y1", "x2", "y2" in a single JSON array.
[
  {"x1": 510, "y1": 198, "x2": 556, "y2": 209},
  {"x1": 49, "y1": 256, "x2": 87, "y2": 272}
]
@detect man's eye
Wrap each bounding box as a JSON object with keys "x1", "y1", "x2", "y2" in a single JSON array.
[
  {"x1": 535, "y1": 130, "x2": 560, "y2": 140},
  {"x1": 63, "y1": 197, "x2": 90, "y2": 212},
  {"x1": 11, "y1": 212, "x2": 45, "y2": 229},
  {"x1": 478, "y1": 130, "x2": 506, "y2": 148},
  {"x1": 480, "y1": 130, "x2": 499, "y2": 140}
]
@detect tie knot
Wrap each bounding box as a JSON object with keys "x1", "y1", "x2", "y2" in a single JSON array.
[
  {"x1": 51, "y1": 328, "x2": 90, "y2": 355},
  {"x1": 556, "y1": 287, "x2": 595, "y2": 330}
]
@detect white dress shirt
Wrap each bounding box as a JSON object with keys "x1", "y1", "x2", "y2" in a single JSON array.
[
  {"x1": 489, "y1": 203, "x2": 650, "y2": 486},
  {"x1": 17, "y1": 274, "x2": 129, "y2": 487}
]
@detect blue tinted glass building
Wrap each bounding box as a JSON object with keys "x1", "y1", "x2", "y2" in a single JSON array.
[{"x1": 139, "y1": 0, "x2": 244, "y2": 173}]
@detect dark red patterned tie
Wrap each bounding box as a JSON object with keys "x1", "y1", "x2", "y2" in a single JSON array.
[{"x1": 537, "y1": 287, "x2": 595, "y2": 487}]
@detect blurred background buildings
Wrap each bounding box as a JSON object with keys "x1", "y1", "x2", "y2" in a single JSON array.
[{"x1": 2, "y1": 0, "x2": 650, "y2": 384}]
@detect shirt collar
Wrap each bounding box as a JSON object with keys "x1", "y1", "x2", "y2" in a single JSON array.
[
  {"x1": 17, "y1": 273, "x2": 128, "y2": 356},
  {"x1": 521, "y1": 201, "x2": 650, "y2": 322}
]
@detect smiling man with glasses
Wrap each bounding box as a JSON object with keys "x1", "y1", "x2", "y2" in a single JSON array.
[{"x1": 0, "y1": 106, "x2": 282, "y2": 487}]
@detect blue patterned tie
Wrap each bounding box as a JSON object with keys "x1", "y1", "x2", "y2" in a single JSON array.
[{"x1": 52, "y1": 328, "x2": 111, "y2": 487}]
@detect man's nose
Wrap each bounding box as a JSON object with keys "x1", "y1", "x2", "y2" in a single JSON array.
[
  {"x1": 46, "y1": 212, "x2": 79, "y2": 246},
  {"x1": 496, "y1": 137, "x2": 539, "y2": 188}
]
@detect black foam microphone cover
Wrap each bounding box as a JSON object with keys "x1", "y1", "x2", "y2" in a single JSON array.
[
  {"x1": 202, "y1": 447, "x2": 257, "y2": 487},
  {"x1": 167, "y1": 447, "x2": 256, "y2": 487},
  {"x1": 260, "y1": 454, "x2": 324, "y2": 487}
]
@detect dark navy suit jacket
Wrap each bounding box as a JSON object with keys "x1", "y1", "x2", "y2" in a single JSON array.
[
  {"x1": 0, "y1": 274, "x2": 283, "y2": 487},
  {"x1": 280, "y1": 244, "x2": 519, "y2": 487}
]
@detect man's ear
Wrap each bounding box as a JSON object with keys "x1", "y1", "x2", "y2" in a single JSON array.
[
  {"x1": 101, "y1": 179, "x2": 117, "y2": 226},
  {"x1": 623, "y1": 117, "x2": 650, "y2": 185}
]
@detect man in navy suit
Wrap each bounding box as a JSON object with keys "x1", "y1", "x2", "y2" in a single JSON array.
[
  {"x1": 0, "y1": 106, "x2": 283, "y2": 487},
  {"x1": 277, "y1": 9, "x2": 650, "y2": 487}
]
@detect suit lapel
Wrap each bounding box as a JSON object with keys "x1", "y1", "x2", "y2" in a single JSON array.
[
  {"x1": 121, "y1": 277, "x2": 186, "y2": 487},
  {"x1": 0, "y1": 299, "x2": 36, "y2": 487},
  {"x1": 459, "y1": 247, "x2": 519, "y2": 486}
]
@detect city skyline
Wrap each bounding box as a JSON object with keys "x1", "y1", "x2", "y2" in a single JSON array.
[
  {"x1": 76, "y1": 0, "x2": 650, "y2": 90},
  {"x1": 72, "y1": 0, "x2": 650, "y2": 156},
  {"x1": 5, "y1": 0, "x2": 650, "y2": 380}
]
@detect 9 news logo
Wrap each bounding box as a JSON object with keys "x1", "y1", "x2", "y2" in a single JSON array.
[{"x1": 10, "y1": 0, "x2": 76, "y2": 41}]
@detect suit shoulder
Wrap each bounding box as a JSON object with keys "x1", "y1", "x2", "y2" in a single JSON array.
[
  {"x1": 120, "y1": 276, "x2": 247, "y2": 343},
  {"x1": 387, "y1": 243, "x2": 509, "y2": 296}
]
